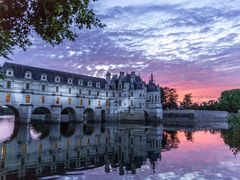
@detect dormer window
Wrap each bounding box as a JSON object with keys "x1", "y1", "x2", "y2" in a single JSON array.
[
  {"x1": 6, "y1": 69, "x2": 14, "y2": 77},
  {"x1": 25, "y1": 71, "x2": 32, "y2": 79},
  {"x1": 68, "y1": 78, "x2": 73, "y2": 84},
  {"x1": 41, "y1": 74, "x2": 47, "y2": 81},
  {"x1": 105, "y1": 84, "x2": 109, "y2": 89},
  {"x1": 96, "y1": 82, "x2": 100, "y2": 88},
  {"x1": 55, "y1": 76, "x2": 60, "y2": 83},
  {"x1": 88, "y1": 81, "x2": 92, "y2": 87},
  {"x1": 78, "y1": 79, "x2": 83, "y2": 86}
]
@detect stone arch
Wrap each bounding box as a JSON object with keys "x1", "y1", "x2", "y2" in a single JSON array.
[
  {"x1": 101, "y1": 110, "x2": 106, "y2": 123},
  {"x1": 32, "y1": 107, "x2": 51, "y2": 121},
  {"x1": 60, "y1": 122, "x2": 76, "y2": 137},
  {"x1": 83, "y1": 123, "x2": 94, "y2": 136},
  {"x1": 61, "y1": 107, "x2": 76, "y2": 122},
  {"x1": 0, "y1": 105, "x2": 20, "y2": 120},
  {"x1": 83, "y1": 108, "x2": 95, "y2": 122},
  {"x1": 30, "y1": 121, "x2": 51, "y2": 139}
]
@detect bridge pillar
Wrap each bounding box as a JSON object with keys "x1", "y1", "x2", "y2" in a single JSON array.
[
  {"x1": 19, "y1": 104, "x2": 33, "y2": 123},
  {"x1": 75, "y1": 106, "x2": 84, "y2": 123},
  {"x1": 49, "y1": 124, "x2": 61, "y2": 140},
  {"x1": 51, "y1": 105, "x2": 62, "y2": 123},
  {"x1": 95, "y1": 107, "x2": 102, "y2": 123}
]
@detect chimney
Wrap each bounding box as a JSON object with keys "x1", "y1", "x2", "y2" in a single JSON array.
[
  {"x1": 106, "y1": 72, "x2": 111, "y2": 84},
  {"x1": 130, "y1": 71, "x2": 135, "y2": 83},
  {"x1": 120, "y1": 71, "x2": 124, "y2": 78}
]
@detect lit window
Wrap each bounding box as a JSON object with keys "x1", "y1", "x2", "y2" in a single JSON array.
[
  {"x1": 41, "y1": 96, "x2": 45, "y2": 103},
  {"x1": 5, "y1": 94, "x2": 10, "y2": 103},
  {"x1": 68, "y1": 97, "x2": 72, "y2": 104},
  {"x1": 98, "y1": 100, "x2": 101, "y2": 107},
  {"x1": 6, "y1": 81, "x2": 11, "y2": 89},
  {"x1": 106, "y1": 100, "x2": 109, "y2": 107},
  {"x1": 25, "y1": 95, "x2": 30, "y2": 103},
  {"x1": 80, "y1": 98, "x2": 83, "y2": 106}
]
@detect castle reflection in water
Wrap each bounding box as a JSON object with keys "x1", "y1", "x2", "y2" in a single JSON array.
[{"x1": 0, "y1": 118, "x2": 165, "y2": 179}]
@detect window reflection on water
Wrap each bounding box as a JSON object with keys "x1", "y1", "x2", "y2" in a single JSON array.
[{"x1": 0, "y1": 117, "x2": 239, "y2": 179}]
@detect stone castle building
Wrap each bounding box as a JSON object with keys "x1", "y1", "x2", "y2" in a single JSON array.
[{"x1": 0, "y1": 62, "x2": 163, "y2": 123}]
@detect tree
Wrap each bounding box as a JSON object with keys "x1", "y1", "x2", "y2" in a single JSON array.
[
  {"x1": 0, "y1": 0, "x2": 105, "y2": 59},
  {"x1": 181, "y1": 93, "x2": 193, "y2": 109},
  {"x1": 161, "y1": 87, "x2": 179, "y2": 110},
  {"x1": 218, "y1": 89, "x2": 240, "y2": 113}
]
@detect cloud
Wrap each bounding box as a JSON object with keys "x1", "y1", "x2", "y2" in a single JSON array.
[{"x1": 1, "y1": 0, "x2": 240, "y2": 102}]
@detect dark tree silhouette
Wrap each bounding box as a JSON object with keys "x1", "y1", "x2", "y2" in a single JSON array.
[
  {"x1": 0, "y1": 0, "x2": 105, "y2": 59},
  {"x1": 181, "y1": 93, "x2": 193, "y2": 109},
  {"x1": 161, "y1": 87, "x2": 179, "y2": 110}
]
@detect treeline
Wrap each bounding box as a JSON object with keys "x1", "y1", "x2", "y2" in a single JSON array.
[{"x1": 161, "y1": 87, "x2": 240, "y2": 113}]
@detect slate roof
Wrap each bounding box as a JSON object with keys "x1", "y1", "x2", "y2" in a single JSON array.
[
  {"x1": 1, "y1": 62, "x2": 109, "y2": 89},
  {"x1": 121, "y1": 74, "x2": 145, "y2": 90},
  {"x1": 146, "y1": 81, "x2": 159, "y2": 92}
]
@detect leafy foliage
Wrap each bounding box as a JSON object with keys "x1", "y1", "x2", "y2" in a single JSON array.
[
  {"x1": 0, "y1": 0, "x2": 105, "y2": 59},
  {"x1": 180, "y1": 93, "x2": 193, "y2": 109},
  {"x1": 161, "y1": 87, "x2": 179, "y2": 110},
  {"x1": 218, "y1": 89, "x2": 240, "y2": 113}
]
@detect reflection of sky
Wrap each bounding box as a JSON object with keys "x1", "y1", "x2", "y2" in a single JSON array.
[
  {"x1": 1, "y1": 0, "x2": 240, "y2": 102},
  {"x1": 59, "y1": 131, "x2": 240, "y2": 179},
  {"x1": 0, "y1": 118, "x2": 14, "y2": 142}
]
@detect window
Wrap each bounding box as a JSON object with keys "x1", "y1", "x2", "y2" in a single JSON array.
[
  {"x1": 26, "y1": 83, "x2": 30, "y2": 90},
  {"x1": 56, "y1": 86, "x2": 59, "y2": 93},
  {"x1": 68, "y1": 78, "x2": 73, "y2": 84},
  {"x1": 41, "y1": 85, "x2": 46, "y2": 92},
  {"x1": 78, "y1": 79, "x2": 83, "y2": 85},
  {"x1": 106, "y1": 92, "x2": 108, "y2": 97},
  {"x1": 6, "y1": 81, "x2": 11, "y2": 89},
  {"x1": 79, "y1": 89, "x2": 82, "y2": 95},
  {"x1": 6, "y1": 69, "x2": 13, "y2": 76},
  {"x1": 68, "y1": 97, "x2": 72, "y2": 104},
  {"x1": 55, "y1": 76, "x2": 60, "y2": 83},
  {"x1": 131, "y1": 100, "x2": 133, "y2": 106},
  {"x1": 88, "y1": 99, "x2": 91, "y2": 106},
  {"x1": 25, "y1": 95, "x2": 30, "y2": 103},
  {"x1": 106, "y1": 100, "x2": 109, "y2": 107},
  {"x1": 88, "y1": 90, "x2": 91, "y2": 96},
  {"x1": 5, "y1": 94, "x2": 10, "y2": 103},
  {"x1": 88, "y1": 81, "x2": 92, "y2": 87},
  {"x1": 119, "y1": 100, "x2": 122, "y2": 106},
  {"x1": 113, "y1": 92, "x2": 115, "y2": 97},
  {"x1": 96, "y1": 91, "x2": 99, "y2": 96},
  {"x1": 105, "y1": 84, "x2": 109, "y2": 89},
  {"x1": 41, "y1": 74, "x2": 47, "y2": 81},
  {"x1": 56, "y1": 97, "x2": 60, "y2": 104},
  {"x1": 119, "y1": 92, "x2": 121, "y2": 97},
  {"x1": 25, "y1": 71, "x2": 32, "y2": 79},
  {"x1": 131, "y1": 92, "x2": 133, "y2": 97},
  {"x1": 80, "y1": 98, "x2": 83, "y2": 106},
  {"x1": 96, "y1": 82, "x2": 100, "y2": 88},
  {"x1": 98, "y1": 100, "x2": 101, "y2": 107},
  {"x1": 68, "y1": 87, "x2": 71, "y2": 94},
  {"x1": 41, "y1": 96, "x2": 45, "y2": 103}
]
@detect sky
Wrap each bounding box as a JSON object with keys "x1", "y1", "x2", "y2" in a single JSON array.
[{"x1": 1, "y1": 0, "x2": 240, "y2": 102}]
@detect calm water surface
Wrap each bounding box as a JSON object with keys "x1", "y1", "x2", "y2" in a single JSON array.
[{"x1": 0, "y1": 118, "x2": 239, "y2": 180}]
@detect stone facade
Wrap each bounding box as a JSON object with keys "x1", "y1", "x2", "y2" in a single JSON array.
[{"x1": 0, "y1": 62, "x2": 163, "y2": 123}]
